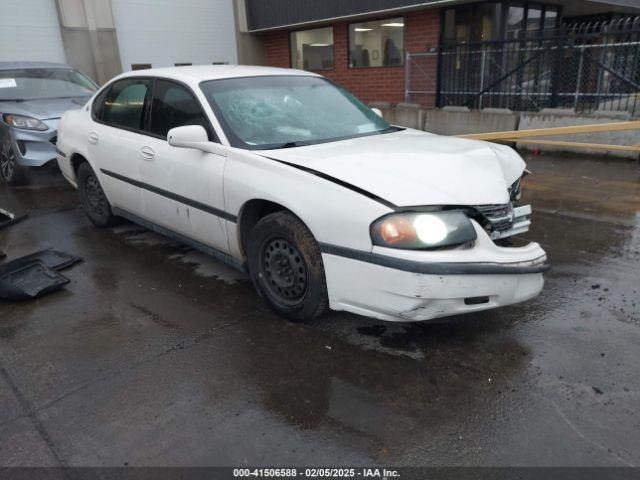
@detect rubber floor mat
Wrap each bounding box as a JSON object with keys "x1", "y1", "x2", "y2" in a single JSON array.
[
  {"x1": 0, "y1": 261, "x2": 69, "y2": 300},
  {"x1": 7, "y1": 249, "x2": 82, "y2": 271}
]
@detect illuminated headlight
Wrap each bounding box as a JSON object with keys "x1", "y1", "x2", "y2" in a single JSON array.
[
  {"x1": 2, "y1": 114, "x2": 48, "y2": 131},
  {"x1": 371, "y1": 211, "x2": 477, "y2": 250}
]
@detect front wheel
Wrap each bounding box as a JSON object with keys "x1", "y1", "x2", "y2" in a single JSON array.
[
  {"x1": 77, "y1": 162, "x2": 119, "y2": 227},
  {"x1": 0, "y1": 143, "x2": 26, "y2": 186},
  {"x1": 247, "y1": 211, "x2": 329, "y2": 322}
]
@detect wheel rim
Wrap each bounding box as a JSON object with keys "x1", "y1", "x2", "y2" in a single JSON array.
[
  {"x1": 84, "y1": 174, "x2": 107, "y2": 217},
  {"x1": 260, "y1": 237, "x2": 308, "y2": 306},
  {"x1": 0, "y1": 143, "x2": 15, "y2": 180}
]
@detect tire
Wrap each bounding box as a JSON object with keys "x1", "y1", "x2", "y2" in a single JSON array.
[
  {"x1": 77, "y1": 162, "x2": 118, "y2": 228},
  {"x1": 0, "y1": 143, "x2": 27, "y2": 186},
  {"x1": 247, "y1": 211, "x2": 329, "y2": 322}
]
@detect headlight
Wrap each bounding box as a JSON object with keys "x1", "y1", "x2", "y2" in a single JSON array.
[
  {"x1": 2, "y1": 114, "x2": 48, "y2": 131},
  {"x1": 371, "y1": 211, "x2": 477, "y2": 250}
]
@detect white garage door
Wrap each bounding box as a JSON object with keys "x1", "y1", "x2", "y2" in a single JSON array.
[
  {"x1": 111, "y1": 0, "x2": 238, "y2": 71},
  {"x1": 0, "y1": 0, "x2": 67, "y2": 63}
]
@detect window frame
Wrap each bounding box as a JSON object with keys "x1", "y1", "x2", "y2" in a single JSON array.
[
  {"x1": 289, "y1": 26, "x2": 335, "y2": 72},
  {"x1": 145, "y1": 78, "x2": 218, "y2": 142},
  {"x1": 347, "y1": 15, "x2": 406, "y2": 69},
  {"x1": 440, "y1": 1, "x2": 563, "y2": 44},
  {"x1": 91, "y1": 76, "x2": 218, "y2": 143},
  {"x1": 91, "y1": 77, "x2": 154, "y2": 135}
]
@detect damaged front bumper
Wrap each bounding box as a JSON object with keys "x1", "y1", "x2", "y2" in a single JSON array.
[
  {"x1": 475, "y1": 203, "x2": 532, "y2": 241},
  {"x1": 322, "y1": 219, "x2": 548, "y2": 322}
]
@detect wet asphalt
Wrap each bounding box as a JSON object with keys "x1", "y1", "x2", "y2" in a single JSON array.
[{"x1": 0, "y1": 154, "x2": 639, "y2": 467}]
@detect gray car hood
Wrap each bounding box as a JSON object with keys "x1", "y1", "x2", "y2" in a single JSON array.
[{"x1": 0, "y1": 96, "x2": 89, "y2": 120}]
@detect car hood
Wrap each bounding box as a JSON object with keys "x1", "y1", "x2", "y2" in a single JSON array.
[
  {"x1": 257, "y1": 129, "x2": 526, "y2": 207},
  {"x1": 0, "y1": 96, "x2": 89, "y2": 120}
]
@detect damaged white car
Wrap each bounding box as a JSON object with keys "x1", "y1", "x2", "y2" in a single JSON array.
[{"x1": 56, "y1": 66, "x2": 548, "y2": 322}]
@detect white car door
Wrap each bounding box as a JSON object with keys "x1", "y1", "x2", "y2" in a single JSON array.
[
  {"x1": 138, "y1": 79, "x2": 229, "y2": 253},
  {"x1": 89, "y1": 78, "x2": 152, "y2": 217}
]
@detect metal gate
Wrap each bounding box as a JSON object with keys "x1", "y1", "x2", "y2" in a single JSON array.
[{"x1": 406, "y1": 17, "x2": 640, "y2": 116}]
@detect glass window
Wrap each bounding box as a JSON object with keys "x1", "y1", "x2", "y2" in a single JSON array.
[
  {"x1": 505, "y1": 5, "x2": 525, "y2": 39},
  {"x1": 349, "y1": 17, "x2": 404, "y2": 68},
  {"x1": 101, "y1": 78, "x2": 151, "y2": 131},
  {"x1": 543, "y1": 7, "x2": 558, "y2": 31},
  {"x1": 149, "y1": 80, "x2": 210, "y2": 138},
  {"x1": 443, "y1": 9, "x2": 456, "y2": 43},
  {"x1": 453, "y1": 8, "x2": 472, "y2": 43},
  {"x1": 91, "y1": 87, "x2": 109, "y2": 121},
  {"x1": 0, "y1": 68, "x2": 97, "y2": 101},
  {"x1": 290, "y1": 27, "x2": 334, "y2": 71},
  {"x1": 200, "y1": 76, "x2": 392, "y2": 150},
  {"x1": 527, "y1": 6, "x2": 542, "y2": 32},
  {"x1": 477, "y1": 3, "x2": 502, "y2": 41},
  {"x1": 131, "y1": 64, "x2": 151, "y2": 71}
]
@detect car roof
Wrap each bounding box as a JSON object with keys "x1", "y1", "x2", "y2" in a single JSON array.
[
  {"x1": 114, "y1": 64, "x2": 319, "y2": 85},
  {"x1": 0, "y1": 61, "x2": 72, "y2": 70}
]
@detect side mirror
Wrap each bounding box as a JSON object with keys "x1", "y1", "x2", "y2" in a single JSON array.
[
  {"x1": 371, "y1": 107, "x2": 383, "y2": 118},
  {"x1": 167, "y1": 125, "x2": 228, "y2": 157}
]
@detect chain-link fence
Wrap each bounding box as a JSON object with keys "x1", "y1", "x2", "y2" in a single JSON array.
[{"x1": 406, "y1": 17, "x2": 640, "y2": 116}]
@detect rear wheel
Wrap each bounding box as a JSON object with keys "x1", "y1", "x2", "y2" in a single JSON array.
[
  {"x1": 0, "y1": 143, "x2": 26, "y2": 186},
  {"x1": 77, "y1": 162, "x2": 118, "y2": 227},
  {"x1": 247, "y1": 211, "x2": 329, "y2": 322}
]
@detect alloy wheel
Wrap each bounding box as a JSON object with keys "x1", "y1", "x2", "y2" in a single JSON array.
[{"x1": 0, "y1": 143, "x2": 15, "y2": 181}]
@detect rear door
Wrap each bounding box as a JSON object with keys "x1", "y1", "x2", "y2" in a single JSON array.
[
  {"x1": 90, "y1": 77, "x2": 152, "y2": 217},
  {"x1": 139, "y1": 78, "x2": 229, "y2": 252}
]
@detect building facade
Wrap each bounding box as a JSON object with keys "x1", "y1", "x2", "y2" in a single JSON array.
[
  {"x1": 0, "y1": 0, "x2": 239, "y2": 84},
  {"x1": 240, "y1": 0, "x2": 640, "y2": 110}
]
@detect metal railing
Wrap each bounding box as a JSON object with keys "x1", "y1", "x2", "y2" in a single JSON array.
[{"x1": 406, "y1": 17, "x2": 640, "y2": 116}]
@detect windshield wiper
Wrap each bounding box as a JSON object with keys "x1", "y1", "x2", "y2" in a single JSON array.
[{"x1": 261, "y1": 140, "x2": 311, "y2": 150}]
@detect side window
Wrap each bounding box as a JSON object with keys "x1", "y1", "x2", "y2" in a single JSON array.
[
  {"x1": 91, "y1": 87, "x2": 109, "y2": 121},
  {"x1": 101, "y1": 78, "x2": 151, "y2": 131},
  {"x1": 149, "y1": 80, "x2": 211, "y2": 139}
]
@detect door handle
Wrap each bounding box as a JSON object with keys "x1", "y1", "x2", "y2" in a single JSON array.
[
  {"x1": 140, "y1": 146, "x2": 155, "y2": 161},
  {"x1": 88, "y1": 132, "x2": 99, "y2": 144}
]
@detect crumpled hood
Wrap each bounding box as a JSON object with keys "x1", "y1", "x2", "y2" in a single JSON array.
[
  {"x1": 258, "y1": 128, "x2": 526, "y2": 207},
  {"x1": 0, "y1": 96, "x2": 89, "y2": 120}
]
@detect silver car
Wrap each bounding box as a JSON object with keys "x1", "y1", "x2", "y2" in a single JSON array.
[{"x1": 0, "y1": 62, "x2": 97, "y2": 185}]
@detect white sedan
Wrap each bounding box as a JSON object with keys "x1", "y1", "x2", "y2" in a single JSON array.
[{"x1": 56, "y1": 65, "x2": 548, "y2": 322}]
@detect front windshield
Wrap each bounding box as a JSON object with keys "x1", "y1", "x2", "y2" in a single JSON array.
[
  {"x1": 200, "y1": 75, "x2": 392, "y2": 149},
  {"x1": 0, "y1": 68, "x2": 97, "y2": 101}
]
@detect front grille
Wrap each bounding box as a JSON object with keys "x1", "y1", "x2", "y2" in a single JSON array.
[{"x1": 474, "y1": 203, "x2": 514, "y2": 232}]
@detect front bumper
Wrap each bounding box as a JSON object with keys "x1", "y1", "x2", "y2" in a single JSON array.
[
  {"x1": 7, "y1": 119, "x2": 59, "y2": 168},
  {"x1": 322, "y1": 219, "x2": 547, "y2": 322}
]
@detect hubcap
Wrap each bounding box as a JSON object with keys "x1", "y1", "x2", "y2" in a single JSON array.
[
  {"x1": 84, "y1": 174, "x2": 107, "y2": 216},
  {"x1": 0, "y1": 143, "x2": 15, "y2": 180},
  {"x1": 261, "y1": 238, "x2": 308, "y2": 306}
]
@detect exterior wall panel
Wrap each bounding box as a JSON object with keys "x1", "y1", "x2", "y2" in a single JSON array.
[
  {"x1": 246, "y1": 0, "x2": 442, "y2": 31},
  {"x1": 111, "y1": 0, "x2": 238, "y2": 71},
  {"x1": 262, "y1": 9, "x2": 440, "y2": 105},
  {"x1": 0, "y1": 0, "x2": 67, "y2": 63}
]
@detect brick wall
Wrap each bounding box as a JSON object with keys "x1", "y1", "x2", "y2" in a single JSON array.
[{"x1": 260, "y1": 9, "x2": 440, "y2": 105}]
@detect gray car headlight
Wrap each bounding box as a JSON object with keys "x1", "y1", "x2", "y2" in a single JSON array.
[
  {"x1": 2, "y1": 114, "x2": 48, "y2": 131},
  {"x1": 371, "y1": 211, "x2": 477, "y2": 250}
]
